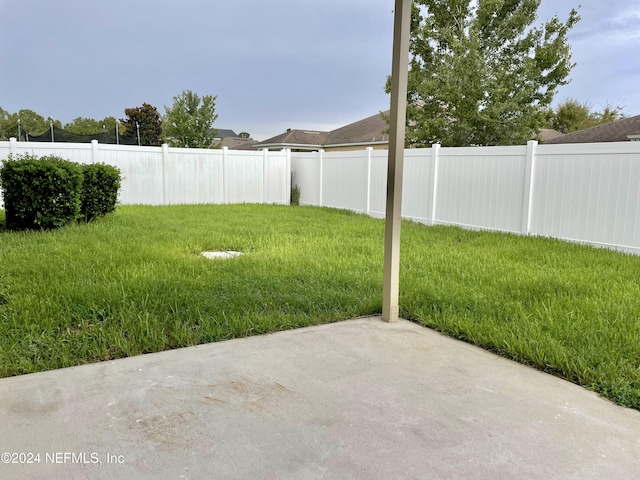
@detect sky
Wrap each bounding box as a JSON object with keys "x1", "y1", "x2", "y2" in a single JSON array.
[{"x1": 0, "y1": 0, "x2": 638, "y2": 141}]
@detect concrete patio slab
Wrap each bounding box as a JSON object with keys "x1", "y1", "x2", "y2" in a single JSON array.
[{"x1": 1, "y1": 317, "x2": 639, "y2": 479}]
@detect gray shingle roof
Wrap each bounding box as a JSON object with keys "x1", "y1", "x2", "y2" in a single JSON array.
[
  {"x1": 539, "y1": 128, "x2": 564, "y2": 143},
  {"x1": 545, "y1": 115, "x2": 640, "y2": 144},
  {"x1": 215, "y1": 129, "x2": 239, "y2": 139},
  {"x1": 255, "y1": 129, "x2": 329, "y2": 148},
  {"x1": 324, "y1": 111, "x2": 389, "y2": 146},
  {"x1": 221, "y1": 137, "x2": 258, "y2": 149},
  {"x1": 253, "y1": 110, "x2": 390, "y2": 150}
]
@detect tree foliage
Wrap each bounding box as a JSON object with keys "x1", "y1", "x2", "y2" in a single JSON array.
[
  {"x1": 393, "y1": 0, "x2": 580, "y2": 146},
  {"x1": 0, "y1": 107, "x2": 9, "y2": 140},
  {"x1": 120, "y1": 103, "x2": 163, "y2": 146},
  {"x1": 551, "y1": 99, "x2": 626, "y2": 134},
  {"x1": 64, "y1": 116, "x2": 122, "y2": 135},
  {"x1": 0, "y1": 109, "x2": 61, "y2": 140},
  {"x1": 162, "y1": 91, "x2": 219, "y2": 148}
]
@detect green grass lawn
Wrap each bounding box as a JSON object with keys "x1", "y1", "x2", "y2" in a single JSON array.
[{"x1": 1, "y1": 204, "x2": 639, "y2": 410}]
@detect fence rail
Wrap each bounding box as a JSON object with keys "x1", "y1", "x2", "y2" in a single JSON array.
[
  {"x1": 291, "y1": 141, "x2": 640, "y2": 255},
  {"x1": 0, "y1": 139, "x2": 291, "y2": 207}
]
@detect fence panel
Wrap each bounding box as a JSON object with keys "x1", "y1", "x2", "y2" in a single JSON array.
[
  {"x1": 401, "y1": 149, "x2": 433, "y2": 224},
  {"x1": 368, "y1": 150, "x2": 389, "y2": 218},
  {"x1": 225, "y1": 150, "x2": 264, "y2": 204},
  {"x1": 3, "y1": 141, "x2": 94, "y2": 164},
  {"x1": 263, "y1": 150, "x2": 290, "y2": 204},
  {"x1": 96, "y1": 144, "x2": 165, "y2": 205},
  {"x1": 164, "y1": 147, "x2": 224, "y2": 204},
  {"x1": 291, "y1": 152, "x2": 321, "y2": 206},
  {"x1": 435, "y1": 146, "x2": 527, "y2": 233},
  {"x1": 531, "y1": 143, "x2": 640, "y2": 252},
  {"x1": 322, "y1": 151, "x2": 368, "y2": 212}
]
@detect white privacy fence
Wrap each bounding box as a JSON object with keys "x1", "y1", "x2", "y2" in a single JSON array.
[
  {"x1": 291, "y1": 142, "x2": 640, "y2": 255},
  {"x1": 0, "y1": 139, "x2": 291, "y2": 207},
  {"x1": 3, "y1": 137, "x2": 640, "y2": 255}
]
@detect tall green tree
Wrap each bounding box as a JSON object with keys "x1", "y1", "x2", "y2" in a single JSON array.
[
  {"x1": 592, "y1": 103, "x2": 625, "y2": 126},
  {"x1": 120, "y1": 103, "x2": 163, "y2": 146},
  {"x1": 162, "y1": 91, "x2": 219, "y2": 148},
  {"x1": 0, "y1": 107, "x2": 9, "y2": 140},
  {"x1": 393, "y1": 0, "x2": 580, "y2": 146},
  {"x1": 551, "y1": 99, "x2": 592, "y2": 134},
  {"x1": 64, "y1": 117, "x2": 103, "y2": 135},
  {"x1": 551, "y1": 99, "x2": 626, "y2": 134},
  {"x1": 64, "y1": 116, "x2": 123, "y2": 136},
  {"x1": 0, "y1": 109, "x2": 60, "y2": 140}
]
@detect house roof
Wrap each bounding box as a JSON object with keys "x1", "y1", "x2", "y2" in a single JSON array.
[
  {"x1": 324, "y1": 111, "x2": 389, "y2": 146},
  {"x1": 539, "y1": 128, "x2": 564, "y2": 143},
  {"x1": 251, "y1": 110, "x2": 390, "y2": 150},
  {"x1": 545, "y1": 115, "x2": 640, "y2": 144},
  {"x1": 255, "y1": 129, "x2": 329, "y2": 149},
  {"x1": 215, "y1": 129, "x2": 239, "y2": 139},
  {"x1": 220, "y1": 136, "x2": 258, "y2": 150}
]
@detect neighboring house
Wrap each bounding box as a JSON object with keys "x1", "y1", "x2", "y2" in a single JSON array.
[
  {"x1": 221, "y1": 136, "x2": 259, "y2": 149},
  {"x1": 538, "y1": 128, "x2": 564, "y2": 143},
  {"x1": 213, "y1": 129, "x2": 238, "y2": 146},
  {"x1": 215, "y1": 129, "x2": 239, "y2": 140},
  {"x1": 249, "y1": 111, "x2": 390, "y2": 152},
  {"x1": 323, "y1": 111, "x2": 390, "y2": 152},
  {"x1": 213, "y1": 129, "x2": 259, "y2": 149},
  {"x1": 252, "y1": 129, "x2": 329, "y2": 152},
  {"x1": 544, "y1": 115, "x2": 640, "y2": 144}
]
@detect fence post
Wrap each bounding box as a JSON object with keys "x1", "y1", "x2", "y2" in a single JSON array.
[
  {"x1": 9, "y1": 137, "x2": 17, "y2": 155},
  {"x1": 365, "y1": 147, "x2": 373, "y2": 215},
  {"x1": 222, "y1": 146, "x2": 228, "y2": 204},
  {"x1": 91, "y1": 140, "x2": 99, "y2": 164},
  {"x1": 430, "y1": 144, "x2": 441, "y2": 225},
  {"x1": 521, "y1": 140, "x2": 537, "y2": 235},
  {"x1": 318, "y1": 149, "x2": 324, "y2": 207},
  {"x1": 263, "y1": 149, "x2": 269, "y2": 203},
  {"x1": 161, "y1": 143, "x2": 169, "y2": 205},
  {"x1": 285, "y1": 148, "x2": 291, "y2": 205}
]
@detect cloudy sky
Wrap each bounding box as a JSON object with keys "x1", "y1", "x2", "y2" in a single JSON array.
[{"x1": 0, "y1": 0, "x2": 638, "y2": 140}]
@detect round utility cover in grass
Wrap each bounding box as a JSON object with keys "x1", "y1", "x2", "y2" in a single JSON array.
[{"x1": 201, "y1": 251, "x2": 243, "y2": 259}]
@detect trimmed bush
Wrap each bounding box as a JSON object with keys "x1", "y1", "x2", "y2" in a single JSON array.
[
  {"x1": 0, "y1": 154, "x2": 83, "y2": 230},
  {"x1": 80, "y1": 163, "x2": 122, "y2": 222}
]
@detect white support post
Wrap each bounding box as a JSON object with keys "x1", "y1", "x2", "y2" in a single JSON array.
[
  {"x1": 162, "y1": 143, "x2": 169, "y2": 205},
  {"x1": 222, "y1": 146, "x2": 229, "y2": 204},
  {"x1": 521, "y1": 140, "x2": 537, "y2": 235},
  {"x1": 382, "y1": 0, "x2": 412, "y2": 323},
  {"x1": 365, "y1": 147, "x2": 373, "y2": 215},
  {"x1": 91, "y1": 140, "x2": 99, "y2": 165},
  {"x1": 9, "y1": 137, "x2": 17, "y2": 155},
  {"x1": 318, "y1": 149, "x2": 324, "y2": 207},
  {"x1": 430, "y1": 144, "x2": 441, "y2": 225}
]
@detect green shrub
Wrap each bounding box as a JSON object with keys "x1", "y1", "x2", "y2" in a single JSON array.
[
  {"x1": 290, "y1": 185, "x2": 300, "y2": 206},
  {"x1": 0, "y1": 153, "x2": 83, "y2": 230},
  {"x1": 80, "y1": 163, "x2": 122, "y2": 222}
]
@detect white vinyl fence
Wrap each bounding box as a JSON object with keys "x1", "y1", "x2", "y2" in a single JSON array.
[
  {"x1": 291, "y1": 141, "x2": 640, "y2": 255},
  {"x1": 3, "y1": 137, "x2": 640, "y2": 255},
  {"x1": 0, "y1": 138, "x2": 291, "y2": 207}
]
